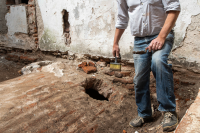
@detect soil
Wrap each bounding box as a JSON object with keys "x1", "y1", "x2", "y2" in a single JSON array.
[
  {"x1": 0, "y1": 53, "x2": 200, "y2": 133},
  {"x1": 0, "y1": 55, "x2": 25, "y2": 82}
]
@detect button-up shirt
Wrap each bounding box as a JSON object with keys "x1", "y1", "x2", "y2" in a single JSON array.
[{"x1": 115, "y1": 0, "x2": 181, "y2": 37}]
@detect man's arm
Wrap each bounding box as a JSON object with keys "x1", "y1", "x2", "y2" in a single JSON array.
[
  {"x1": 113, "y1": 28, "x2": 125, "y2": 57},
  {"x1": 146, "y1": 11, "x2": 180, "y2": 52}
]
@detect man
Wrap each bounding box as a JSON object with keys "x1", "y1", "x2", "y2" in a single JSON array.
[{"x1": 112, "y1": 0, "x2": 180, "y2": 132}]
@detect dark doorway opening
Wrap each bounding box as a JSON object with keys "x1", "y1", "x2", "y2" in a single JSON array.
[
  {"x1": 86, "y1": 89, "x2": 108, "y2": 101},
  {"x1": 21, "y1": 0, "x2": 29, "y2": 4}
]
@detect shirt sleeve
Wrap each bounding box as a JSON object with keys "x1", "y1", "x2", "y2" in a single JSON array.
[
  {"x1": 162, "y1": 0, "x2": 181, "y2": 12},
  {"x1": 115, "y1": 0, "x2": 129, "y2": 29}
]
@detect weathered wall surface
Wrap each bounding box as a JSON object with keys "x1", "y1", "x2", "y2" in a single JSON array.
[
  {"x1": 36, "y1": 0, "x2": 133, "y2": 59},
  {"x1": 6, "y1": 6, "x2": 28, "y2": 35},
  {"x1": 171, "y1": 0, "x2": 200, "y2": 71},
  {"x1": 0, "y1": 1, "x2": 38, "y2": 50},
  {"x1": 1, "y1": 0, "x2": 200, "y2": 70},
  {"x1": 0, "y1": 0, "x2": 8, "y2": 34},
  {"x1": 36, "y1": 0, "x2": 200, "y2": 63}
]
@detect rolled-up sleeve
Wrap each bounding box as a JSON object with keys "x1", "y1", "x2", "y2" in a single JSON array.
[
  {"x1": 162, "y1": 0, "x2": 181, "y2": 12},
  {"x1": 115, "y1": 0, "x2": 129, "y2": 29}
]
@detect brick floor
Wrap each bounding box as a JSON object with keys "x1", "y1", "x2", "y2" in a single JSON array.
[{"x1": 174, "y1": 89, "x2": 200, "y2": 133}]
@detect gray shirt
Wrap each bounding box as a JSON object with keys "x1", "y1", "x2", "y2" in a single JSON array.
[{"x1": 115, "y1": 0, "x2": 181, "y2": 37}]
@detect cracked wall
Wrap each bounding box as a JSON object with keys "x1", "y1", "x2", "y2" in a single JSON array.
[
  {"x1": 1, "y1": 0, "x2": 200, "y2": 71},
  {"x1": 171, "y1": 14, "x2": 200, "y2": 72},
  {"x1": 170, "y1": 0, "x2": 200, "y2": 72},
  {"x1": 36, "y1": 0, "x2": 200, "y2": 63},
  {"x1": 36, "y1": 0, "x2": 133, "y2": 59}
]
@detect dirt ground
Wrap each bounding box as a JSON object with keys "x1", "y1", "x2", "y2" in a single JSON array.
[
  {"x1": 0, "y1": 53, "x2": 200, "y2": 133},
  {"x1": 0, "y1": 55, "x2": 25, "y2": 82}
]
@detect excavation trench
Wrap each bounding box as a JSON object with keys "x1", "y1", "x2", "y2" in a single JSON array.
[{"x1": 0, "y1": 54, "x2": 200, "y2": 133}]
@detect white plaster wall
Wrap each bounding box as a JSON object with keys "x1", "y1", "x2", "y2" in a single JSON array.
[
  {"x1": 5, "y1": 6, "x2": 28, "y2": 35},
  {"x1": 37, "y1": 0, "x2": 133, "y2": 59},
  {"x1": 37, "y1": 0, "x2": 200, "y2": 63},
  {"x1": 174, "y1": 0, "x2": 200, "y2": 48}
]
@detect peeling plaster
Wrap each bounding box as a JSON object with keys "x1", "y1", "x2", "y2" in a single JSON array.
[
  {"x1": 37, "y1": 0, "x2": 133, "y2": 58},
  {"x1": 174, "y1": 0, "x2": 200, "y2": 48}
]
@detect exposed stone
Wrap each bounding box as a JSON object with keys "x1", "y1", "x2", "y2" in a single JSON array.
[
  {"x1": 82, "y1": 66, "x2": 97, "y2": 74},
  {"x1": 115, "y1": 72, "x2": 123, "y2": 78},
  {"x1": 88, "y1": 61, "x2": 95, "y2": 67},
  {"x1": 96, "y1": 61, "x2": 107, "y2": 67},
  {"x1": 120, "y1": 71, "x2": 131, "y2": 77},
  {"x1": 103, "y1": 70, "x2": 115, "y2": 76},
  {"x1": 114, "y1": 71, "x2": 131, "y2": 78}
]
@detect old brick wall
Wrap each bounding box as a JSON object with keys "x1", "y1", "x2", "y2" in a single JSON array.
[{"x1": 0, "y1": 0, "x2": 8, "y2": 34}]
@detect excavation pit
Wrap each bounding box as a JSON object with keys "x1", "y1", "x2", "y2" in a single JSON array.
[
  {"x1": 0, "y1": 60, "x2": 200, "y2": 133},
  {"x1": 85, "y1": 89, "x2": 108, "y2": 101}
]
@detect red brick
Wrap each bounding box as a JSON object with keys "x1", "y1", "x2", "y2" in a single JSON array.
[
  {"x1": 120, "y1": 71, "x2": 131, "y2": 77},
  {"x1": 67, "y1": 82, "x2": 74, "y2": 85},
  {"x1": 48, "y1": 111, "x2": 56, "y2": 116},
  {"x1": 95, "y1": 108, "x2": 105, "y2": 116},
  {"x1": 88, "y1": 61, "x2": 95, "y2": 67},
  {"x1": 24, "y1": 103, "x2": 37, "y2": 110},
  {"x1": 33, "y1": 34, "x2": 38, "y2": 37},
  {"x1": 82, "y1": 66, "x2": 97, "y2": 74},
  {"x1": 125, "y1": 84, "x2": 134, "y2": 90},
  {"x1": 5, "y1": 54, "x2": 19, "y2": 62},
  {"x1": 20, "y1": 55, "x2": 37, "y2": 63},
  {"x1": 123, "y1": 130, "x2": 127, "y2": 133},
  {"x1": 113, "y1": 78, "x2": 133, "y2": 84},
  {"x1": 34, "y1": 37, "x2": 38, "y2": 41},
  {"x1": 78, "y1": 62, "x2": 87, "y2": 68},
  {"x1": 6, "y1": 0, "x2": 15, "y2": 5}
]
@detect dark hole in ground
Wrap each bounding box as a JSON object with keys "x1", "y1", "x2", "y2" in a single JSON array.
[{"x1": 86, "y1": 89, "x2": 108, "y2": 101}]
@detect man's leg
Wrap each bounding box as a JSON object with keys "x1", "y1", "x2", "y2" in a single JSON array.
[
  {"x1": 151, "y1": 32, "x2": 178, "y2": 131},
  {"x1": 129, "y1": 37, "x2": 152, "y2": 127}
]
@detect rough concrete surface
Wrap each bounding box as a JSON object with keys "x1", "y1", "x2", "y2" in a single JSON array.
[
  {"x1": 0, "y1": 57, "x2": 200, "y2": 133},
  {"x1": 171, "y1": 14, "x2": 200, "y2": 71}
]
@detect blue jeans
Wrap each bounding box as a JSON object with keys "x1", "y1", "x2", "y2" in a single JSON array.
[{"x1": 133, "y1": 32, "x2": 176, "y2": 118}]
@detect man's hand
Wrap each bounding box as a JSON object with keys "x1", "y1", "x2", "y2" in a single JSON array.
[
  {"x1": 145, "y1": 36, "x2": 165, "y2": 52},
  {"x1": 113, "y1": 44, "x2": 120, "y2": 57}
]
